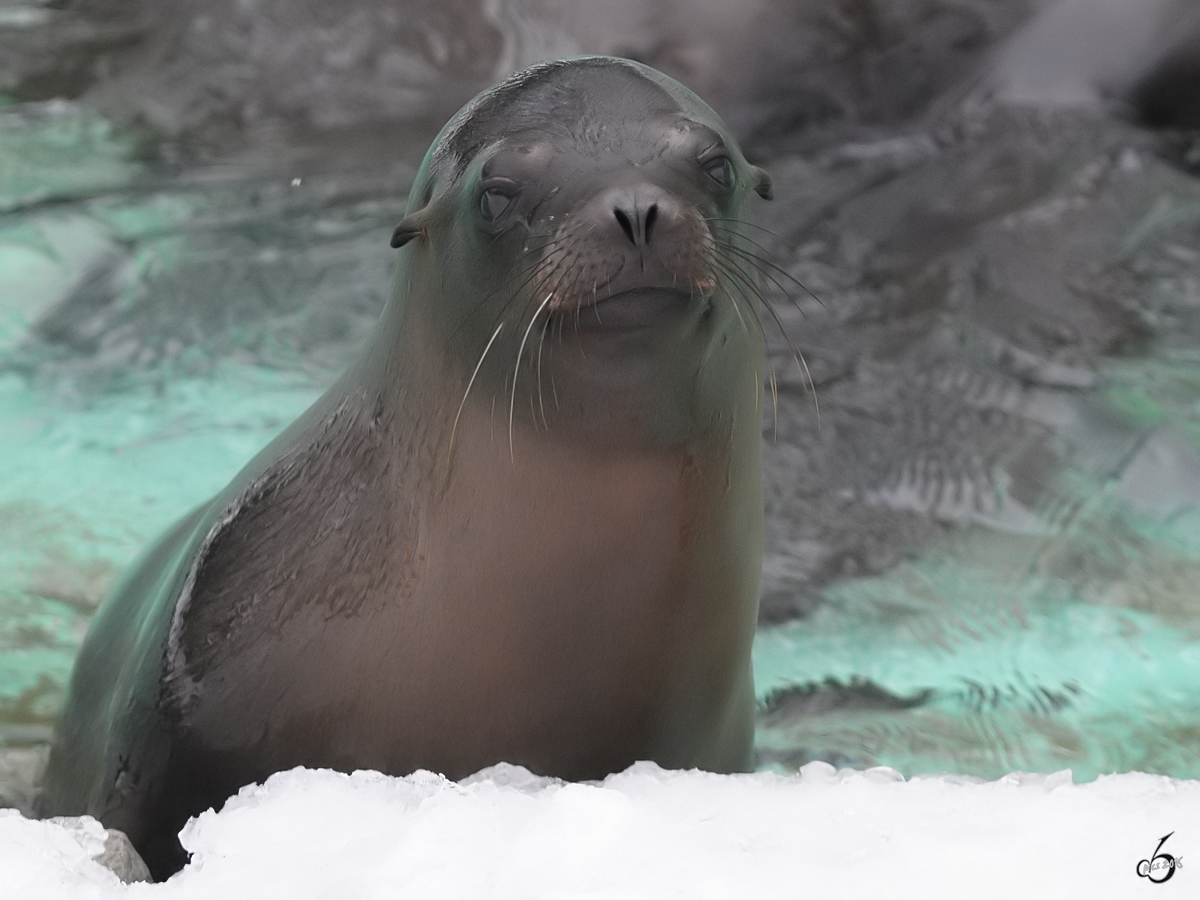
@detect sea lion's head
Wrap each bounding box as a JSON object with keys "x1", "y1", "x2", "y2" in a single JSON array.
[{"x1": 387, "y1": 56, "x2": 773, "y2": 449}]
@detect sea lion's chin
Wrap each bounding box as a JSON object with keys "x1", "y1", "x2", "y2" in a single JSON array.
[{"x1": 556, "y1": 287, "x2": 711, "y2": 333}]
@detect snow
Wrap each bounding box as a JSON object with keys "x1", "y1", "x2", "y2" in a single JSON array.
[{"x1": 4, "y1": 763, "x2": 1197, "y2": 898}]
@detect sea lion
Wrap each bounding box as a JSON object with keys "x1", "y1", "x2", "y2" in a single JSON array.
[{"x1": 39, "y1": 56, "x2": 774, "y2": 879}]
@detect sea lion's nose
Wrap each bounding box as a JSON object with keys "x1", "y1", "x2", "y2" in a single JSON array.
[{"x1": 610, "y1": 187, "x2": 667, "y2": 248}]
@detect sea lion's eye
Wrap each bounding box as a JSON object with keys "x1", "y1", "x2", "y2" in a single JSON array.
[
  {"x1": 702, "y1": 156, "x2": 733, "y2": 188},
  {"x1": 480, "y1": 187, "x2": 516, "y2": 223}
]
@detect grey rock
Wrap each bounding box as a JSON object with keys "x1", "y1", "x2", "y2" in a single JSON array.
[{"x1": 95, "y1": 827, "x2": 153, "y2": 884}]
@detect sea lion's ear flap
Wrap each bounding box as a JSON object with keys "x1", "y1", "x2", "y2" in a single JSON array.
[
  {"x1": 751, "y1": 166, "x2": 773, "y2": 201},
  {"x1": 390, "y1": 212, "x2": 427, "y2": 249}
]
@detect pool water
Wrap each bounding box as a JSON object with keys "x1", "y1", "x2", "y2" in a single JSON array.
[{"x1": 4, "y1": 89, "x2": 1200, "y2": 791}]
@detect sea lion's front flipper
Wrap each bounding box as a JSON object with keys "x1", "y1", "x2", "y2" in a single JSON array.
[{"x1": 39, "y1": 503, "x2": 213, "y2": 847}]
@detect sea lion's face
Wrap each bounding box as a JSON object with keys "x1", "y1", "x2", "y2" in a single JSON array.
[
  {"x1": 465, "y1": 117, "x2": 760, "y2": 328},
  {"x1": 390, "y1": 58, "x2": 772, "y2": 447}
]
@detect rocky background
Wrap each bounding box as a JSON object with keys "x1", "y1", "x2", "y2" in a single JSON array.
[{"x1": 2, "y1": 0, "x2": 1200, "y2": 807}]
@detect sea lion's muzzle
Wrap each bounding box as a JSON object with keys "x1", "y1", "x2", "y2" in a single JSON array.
[{"x1": 544, "y1": 181, "x2": 716, "y2": 320}]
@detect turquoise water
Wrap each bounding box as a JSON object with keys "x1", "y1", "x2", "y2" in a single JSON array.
[
  {"x1": 4, "y1": 99, "x2": 1200, "y2": 783},
  {"x1": 754, "y1": 348, "x2": 1200, "y2": 778},
  {"x1": 0, "y1": 101, "x2": 323, "y2": 739}
]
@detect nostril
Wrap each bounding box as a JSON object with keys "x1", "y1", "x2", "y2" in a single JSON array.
[
  {"x1": 644, "y1": 203, "x2": 658, "y2": 245},
  {"x1": 613, "y1": 200, "x2": 659, "y2": 248},
  {"x1": 614, "y1": 206, "x2": 636, "y2": 245}
]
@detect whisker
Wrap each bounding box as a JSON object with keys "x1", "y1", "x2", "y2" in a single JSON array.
[
  {"x1": 710, "y1": 257, "x2": 754, "y2": 341},
  {"x1": 715, "y1": 249, "x2": 821, "y2": 431},
  {"x1": 704, "y1": 216, "x2": 795, "y2": 247},
  {"x1": 528, "y1": 246, "x2": 582, "y2": 431},
  {"x1": 448, "y1": 322, "x2": 505, "y2": 461},
  {"x1": 445, "y1": 243, "x2": 561, "y2": 349},
  {"x1": 450, "y1": 238, "x2": 575, "y2": 459},
  {"x1": 706, "y1": 215, "x2": 827, "y2": 311},
  {"x1": 509, "y1": 292, "x2": 554, "y2": 462},
  {"x1": 709, "y1": 255, "x2": 767, "y2": 341},
  {"x1": 768, "y1": 367, "x2": 779, "y2": 441},
  {"x1": 708, "y1": 255, "x2": 782, "y2": 437},
  {"x1": 536, "y1": 318, "x2": 549, "y2": 429},
  {"x1": 718, "y1": 237, "x2": 825, "y2": 311}
]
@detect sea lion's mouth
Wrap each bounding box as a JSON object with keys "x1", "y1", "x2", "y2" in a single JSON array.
[{"x1": 551, "y1": 285, "x2": 713, "y2": 332}]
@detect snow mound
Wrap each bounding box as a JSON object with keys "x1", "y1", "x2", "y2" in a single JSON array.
[{"x1": 5, "y1": 762, "x2": 1198, "y2": 898}]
